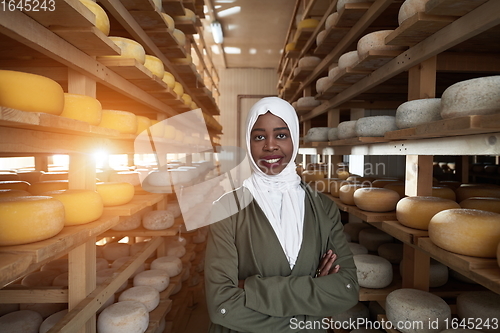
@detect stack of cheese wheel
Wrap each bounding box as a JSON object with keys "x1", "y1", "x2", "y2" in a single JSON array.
[
  {"x1": 96, "y1": 182, "x2": 135, "y2": 206},
  {"x1": 150, "y1": 256, "x2": 183, "y2": 277},
  {"x1": 144, "y1": 55, "x2": 165, "y2": 78},
  {"x1": 337, "y1": 120, "x2": 358, "y2": 139},
  {"x1": 105, "y1": 37, "x2": 146, "y2": 64},
  {"x1": 441, "y1": 76, "x2": 500, "y2": 119},
  {"x1": 0, "y1": 310, "x2": 43, "y2": 333},
  {"x1": 99, "y1": 110, "x2": 138, "y2": 134},
  {"x1": 357, "y1": 30, "x2": 406, "y2": 58},
  {"x1": 386, "y1": 289, "x2": 451, "y2": 333},
  {"x1": 111, "y1": 256, "x2": 145, "y2": 277},
  {"x1": 355, "y1": 116, "x2": 398, "y2": 137},
  {"x1": 97, "y1": 301, "x2": 149, "y2": 333},
  {"x1": 0, "y1": 70, "x2": 65, "y2": 115},
  {"x1": 429, "y1": 208, "x2": 500, "y2": 257},
  {"x1": 0, "y1": 180, "x2": 30, "y2": 191},
  {"x1": 79, "y1": 0, "x2": 110, "y2": 36},
  {"x1": 459, "y1": 197, "x2": 500, "y2": 213},
  {"x1": 41, "y1": 189, "x2": 103, "y2": 226},
  {"x1": 339, "y1": 183, "x2": 369, "y2": 205},
  {"x1": 60, "y1": 93, "x2": 102, "y2": 125},
  {"x1": 396, "y1": 196, "x2": 460, "y2": 230},
  {"x1": 455, "y1": 184, "x2": 500, "y2": 202},
  {"x1": 0, "y1": 196, "x2": 65, "y2": 246},
  {"x1": 118, "y1": 286, "x2": 160, "y2": 312},
  {"x1": 456, "y1": 291, "x2": 500, "y2": 333},
  {"x1": 354, "y1": 254, "x2": 393, "y2": 288},
  {"x1": 358, "y1": 228, "x2": 394, "y2": 252},
  {"x1": 133, "y1": 269, "x2": 170, "y2": 292},
  {"x1": 353, "y1": 187, "x2": 400, "y2": 212},
  {"x1": 395, "y1": 98, "x2": 442, "y2": 129}
]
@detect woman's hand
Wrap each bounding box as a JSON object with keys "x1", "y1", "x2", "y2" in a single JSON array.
[{"x1": 315, "y1": 249, "x2": 340, "y2": 277}]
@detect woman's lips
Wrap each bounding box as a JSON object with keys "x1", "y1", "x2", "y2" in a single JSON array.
[{"x1": 259, "y1": 155, "x2": 283, "y2": 168}]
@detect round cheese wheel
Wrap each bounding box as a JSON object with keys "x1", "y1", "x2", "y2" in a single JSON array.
[
  {"x1": 142, "y1": 210, "x2": 175, "y2": 230},
  {"x1": 109, "y1": 171, "x2": 141, "y2": 186},
  {"x1": 0, "y1": 310, "x2": 43, "y2": 333},
  {"x1": 325, "y1": 12, "x2": 339, "y2": 30},
  {"x1": 305, "y1": 127, "x2": 331, "y2": 142},
  {"x1": 316, "y1": 76, "x2": 334, "y2": 94},
  {"x1": 0, "y1": 189, "x2": 31, "y2": 198},
  {"x1": 99, "y1": 110, "x2": 138, "y2": 134},
  {"x1": 39, "y1": 309, "x2": 68, "y2": 333},
  {"x1": 97, "y1": 301, "x2": 149, "y2": 333},
  {"x1": 130, "y1": 242, "x2": 156, "y2": 259},
  {"x1": 355, "y1": 116, "x2": 398, "y2": 137},
  {"x1": 329, "y1": 179, "x2": 349, "y2": 197},
  {"x1": 328, "y1": 66, "x2": 340, "y2": 79},
  {"x1": 327, "y1": 128, "x2": 339, "y2": 141},
  {"x1": 297, "y1": 96, "x2": 321, "y2": 108},
  {"x1": 357, "y1": 30, "x2": 405, "y2": 58},
  {"x1": 19, "y1": 303, "x2": 66, "y2": 319},
  {"x1": 175, "y1": 8, "x2": 195, "y2": 22},
  {"x1": 41, "y1": 189, "x2": 103, "y2": 226},
  {"x1": 0, "y1": 196, "x2": 65, "y2": 246},
  {"x1": 431, "y1": 186, "x2": 456, "y2": 201},
  {"x1": 181, "y1": 93, "x2": 192, "y2": 106},
  {"x1": 301, "y1": 170, "x2": 326, "y2": 182},
  {"x1": 149, "y1": 120, "x2": 165, "y2": 138},
  {"x1": 144, "y1": 55, "x2": 165, "y2": 78},
  {"x1": 396, "y1": 196, "x2": 460, "y2": 230},
  {"x1": 166, "y1": 202, "x2": 182, "y2": 218},
  {"x1": 338, "y1": 120, "x2": 358, "y2": 139},
  {"x1": 348, "y1": 242, "x2": 369, "y2": 255},
  {"x1": 96, "y1": 182, "x2": 135, "y2": 206},
  {"x1": 52, "y1": 272, "x2": 68, "y2": 286},
  {"x1": 377, "y1": 243, "x2": 403, "y2": 264},
  {"x1": 455, "y1": 185, "x2": 500, "y2": 202},
  {"x1": 173, "y1": 81, "x2": 184, "y2": 97},
  {"x1": 297, "y1": 18, "x2": 319, "y2": 30},
  {"x1": 111, "y1": 211, "x2": 142, "y2": 231},
  {"x1": 162, "y1": 71, "x2": 175, "y2": 89},
  {"x1": 429, "y1": 259, "x2": 449, "y2": 288},
  {"x1": 383, "y1": 183, "x2": 405, "y2": 198},
  {"x1": 0, "y1": 70, "x2": 64, "y2": 115},
  {"x1": 441, "y1": 76, "x2": 500, "y2": 119},
  {"x1": 343, "y1": 222, "x2": 373, "y2": 242},
  {"x1": 354, "y1": 254, "x2": 393, "y2": 288},
  {"x1": 41, "y1": 258, "x2": 68, "y2": 273},
  {"x1": 398, "y1": 0, "x2": 431, "y2": 25},
  {"x1": 118, "y1": 285, "x2": 160, "y2": 312},
  {"x1": 79, "y1": 0, "x2": 110, "y2": 35},
  {"x1": 160, "y1": 13, "x2": 175, "y2": 33},
  {"x1": 358, "y1": 228, "x2": 394, "y2": 252},
  {"x1": 354, "y1": 187, "x2": 400, "y2": 212},
  {"x1": 339, "y1": 184, "x2": 369, "y2": 205},
  {"x1": 316, "y1": 30, "x2": 327, "y2": 45},
  {"x1": 285, "y1": 42, "x2": 296, "y2": 52},
  {"x1": 22, "y1": 270, "x2": 60, "y2": 287},
  {"x1": 133, "y1": 269, "x2": 170, "y2": 292},
  {"x1": 429, "y1": 208, "x2": 500, "y2": 257},
  {"x1": 331, "y1": 302, "x2": 369, "y2": 325},
  {"x1": 28, "y1": 180, "x2": 68, "y2": 195},
  {"x1": 298, "y1": 56, "x2": 322, "y2": 68},
  {"x1": 173, "y1": 29, "x2": 186, "y2": 46},
  {"x1": 461, "y1": 197, "x2": 500, "y2": 214},
  {"x1": 395, "y1": 98, "x2": 442, "y2": 129},
  {"x1": 163, "y1": 124, "x2": 176, "y2": 140},
  {"x1": 146, "y1": 169, "x2": 172, "y2": 187},
  {"x1": 102, "y1": 243, "x2": 131, "y2": 261},
  {"x1": 61, "y1": 93, "x2": 102, "y2": 125},
  {"x1": 456, "y1": 291, "x2": 500, "y2": 333},
  {"x1": 150, "y1": 256, "x2": 182, "y2": 277},
  {"x1": 386, "y1": 289, "x2": 451, "y2": 333},
  {"x1": 106, "y1": 37, "x2": 146, "y2": 64},
  {"x1": 166, "y1": 245, "x2": 186, "y2": 258},
  {"x1": 338, "y1": 51, "x2": 359, "y2": 70}
]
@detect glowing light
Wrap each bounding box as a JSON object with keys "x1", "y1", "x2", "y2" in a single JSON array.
[
  {"x1": 249, "y1": 48, "x2": 257, "y2": 55},
  {"x1": 224, "y1": 46, "x2": 241, "y2": 54},
  {"x1": 211, "y1": 44, "x2": 220, "y2": 54},
  {"x1": 218, "y1": 6, "x2": 240, "y2": 18}
]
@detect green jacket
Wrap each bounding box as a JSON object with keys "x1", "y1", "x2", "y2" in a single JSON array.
[{"x1": 205, "y1": 182, "x2": 359, "y2": 333}]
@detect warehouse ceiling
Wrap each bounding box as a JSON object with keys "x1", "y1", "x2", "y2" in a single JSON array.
[{"x1": 201, "y1": 0, "x2": 326, "y2": 69}]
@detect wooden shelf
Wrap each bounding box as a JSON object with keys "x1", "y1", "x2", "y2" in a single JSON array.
[
  {"x1": 293, "y1": 66, "x2": 317, "y2": 81},
  {"x1": 314, "y1": 27, "x2": 350, "y2": 55},
  {"x1": 336, "y1": 2, "x2": 372, "y2": 27},
  {"x1": 103, "y1": 194, "x2": 166, "y2": 217},
  {"x1": 379, "y1": 221, "x2": 428, "y2": 246},
  {"x1": 162, "y1": 0, "x2": 185, "y2": 16},
  {"x1": 294, "y1": 27, "x2": 316, "y2": 51},
  {"x1": 425, "y1": 0, "x2": 489, "y2": 16},
  {"x1": 328, "y1": 196, "x2": 397, "y2": 222}
]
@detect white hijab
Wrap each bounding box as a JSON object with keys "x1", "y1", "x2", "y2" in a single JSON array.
[{"x1": 242, "y1": 97, "x2": 305, "y2": 269}]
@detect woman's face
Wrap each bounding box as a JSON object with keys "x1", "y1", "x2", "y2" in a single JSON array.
[{"x1": 250, "y1": 112, "x2": 293, "y2": 176}]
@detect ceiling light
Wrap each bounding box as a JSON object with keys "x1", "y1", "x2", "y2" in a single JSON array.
[{"x1": 211, "y1": 20, "x2": 224, "y2": 44}]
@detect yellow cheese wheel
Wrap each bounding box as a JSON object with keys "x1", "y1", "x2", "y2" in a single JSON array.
[
  {"x1": 0, "y1": 189, "x2": 31, "y2": 198},
  {"x1": 0, "y1": 180, "x2": 30, "y2": 191},
  {"x1": 106, "y1": 37, "x2": 146, "y2": 64},
  {"x1": 181, "y1": 93, "x2": 192, "y2": 106},
  {"x1": 144, "y1": 55, "x2": 165, "y2": 78},
  {"x1": 39, "y1": 171, "x2": 68, "y2": 181},
  {"x1": 28, "y1": 180, "x2": 69, "y2": 195},
  {"x1": 384, "y1": 183, "x2": 405, "y2": 198},
  {"x1": 329, "y1": 180, "x2": 351, "y2": 197},
  {"x1": 161, "y1": 13, "x2": 175, "y2": 33},
  {"x1": 136, "y1": 116, "x2": 152, "y2": 135},
  {"x1": 396, "y1": 196, "x2": 461, "y2": 230},
  {"x1": 171, "y1": 54, "x2": 192, "y2": 65},
  {"x1": 150, "y1": 120, "x2": 165, "y2": 138},
  {"x1": 99, "y1": 110, "x2": 138, "y2": 134},
  {"x1": 96, "y1": 182, "x2": 135, "y2": 206},
  {"x1": 0, "y1": 196, "x2": 65, "y2": 246},
  {"x1": 297, "y1": 18, "x2": 319, "y2": 30},
  {"x1": 173, "y1": 29, "x2": 186, "y2": 46},
  {"x1": 301, "y1": 170, "x2": 326, "y2": 182},
  {"x1": 429, "y1": 208, "x2": 500, "y2": 258},
  {"x1": 335, "y1": 169, "x2": 350, "y2": 180},
  {"x1": 60, "y1": 93, "x2": 102, "y2": 125},
  {"x1": 175, "y1": 8, "x2": 196, "y2": 22},
  {"x1": 41, "y1": 189, "x2": 103, "y2": 226},
  {"x1": 173, "y1": 82, "x2": 184, "y2": 97},
  {"x1": 431, "y1": 186, "x2": 456, "y2": 201},
  {"x1": 162, "y1": 72, "x2": 175, "y2": 89},
  {"x1": 354, "y1": 187, "x2": 400, "y2": 212},
  {"x1": 79, "y1": 0, "x2": 110, "y2": 36},
  {"x1": 190, "y1": 101, "x2": 198, "y2": 110},
  {"x1": 456, "y1": 185, "x2": 500, "y2": 202},
  {"x1": 0, "y1": 70, "x2": 64, "y2": 115},
  {"x1": 285, "y1": 42, "x2": 296, "y2": 52},
  {"x1": 339, "y1": 184, "x2": 369, "y2": 205},
  {"x1": 163, "y1": 124, "x2": 176, "y2": 140},
  {"x1": 459, "y1": 197, "x2": 500, "y2": 214}
]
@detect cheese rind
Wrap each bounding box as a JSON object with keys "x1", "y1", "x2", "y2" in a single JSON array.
[
  {"x1": 144, "y1": 55, "x2": 165, "y2": 78},
  {"x1": 96, "y1": 182, "x2": 135, "y2": 206},
  {"x1": 133, "y1": 269, "x2": 170, "y2": 292},
  {"x1": 99, "y1": 110, "x2": 138, "y2": 134},
  {"x1": 118, "y1": 285, "x2": 160, "y2": 312},
  {"x1": 354, "y1": 254, "x2": 393, "y2": 289},
  {"x1": 0, "y1": 310, "x2": 43, "y2": 333},
  {"x1": 358, "y1": 228, "x2": 394, "y2": 252},
  {"x1": 142, "y1": 210, "x2": 175, "y2": 230},
  {"x1": 456, "y1": 291, "x2": 500, "y2": 333},
  {"x1": 80, "y1": 0, "x2": 110, "y2": 36},
  {"x1": 353, "y1": 187, "x2": 400, "y2": 212},
  {"x1": 41, "y1": 189, "x2": 103, "y2": 226},
  {"x1": 150, "y1": 256, "x2": 183, "y2": 277},
  {"x1": 396, "y1": 196, "x2": 460, "y2": 230},
  {"x1": 61, "y1": 93, "x2": 102, "y2": 125},
  {"x1": 106, "y1": 37, "x2": 146, "y2": 64},
  {"x1": 0, "y1": 196, "x2": 65, "y2": 246},
  {"x1": 97, "y1": 301, "x2": 149, "y2": 333}
]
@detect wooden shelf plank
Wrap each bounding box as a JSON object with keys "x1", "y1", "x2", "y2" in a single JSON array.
[
  {"x1": 101, "y1": 225, "x2": 178, "y2": 238},
  {"x1": 359, "y1": 272, "x2": 402, "y2": 302},
  {"x1": 314, "y1": 27, "x2": 350, "y2": 55},
  {"x1": 425, "y1": 0, "x2": 489, "y2": 17},
  {"x1": 332, "y1": 67, "x2": 372, "y2": 85},
  {"x1": 174, "y1": 19, "x2": 198, "y2": 35},
  {"x1": 385, "y1": 12, "x2": 456, "y2": 47},
  {"x1": 294, "y1": 27, "x2": 316, "y2": 50},
  {"x1": 0, "y1": 253, "x2": 33, "y2": 288},
  {"x1": 351, "y1": 49, "x2": 404, "y2": 71},
  {"x1": 145, "y1": 299, "x2": 173, "y2": 333},
  {"x1": 103, "y1": 194, "x2": 165, "y2": 216},
  {"x1": 162, "y1": 0, "x2": 185, "y2": 16},
  {"x1": 336, "y1": 2, "x2": 372, "y2": 27},
  {"x1": 380, "y1": 220, "x2": 428, "y2": 245},
  {"x1": 329, "y1": 136, "x2": 390, "y2": 146},
  {"x1": 292, "y1": 66, "x2": 317, "y2": 81}
]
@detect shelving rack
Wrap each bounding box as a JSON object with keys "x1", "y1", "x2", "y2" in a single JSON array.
[
  {"x1": 0, "y1": 0, "x2": 216, "y2": 331},
  {"x1": 283, "y1": 0, "x2": 500, "y2": 319}
]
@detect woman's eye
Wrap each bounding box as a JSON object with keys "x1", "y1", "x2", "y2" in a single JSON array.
[
  {"x1": 254, "y1": 135, "x2": 265, "y2": 141},
  {"x1": 277, "y1": 133, "x2": 287, "y2": 139}
]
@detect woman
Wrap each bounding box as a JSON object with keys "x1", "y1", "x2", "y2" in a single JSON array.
[{"x1": 205, "y1": 97, "x2": 358, "y2": 332}]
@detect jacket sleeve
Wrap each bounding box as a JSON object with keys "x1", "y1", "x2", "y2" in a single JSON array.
[
  {"x1": 205, "y1": 208, "x2": 305, "y2": 333},
  {"x1": 244, "y1": 195, "x2": 359, "y2": 318}
]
